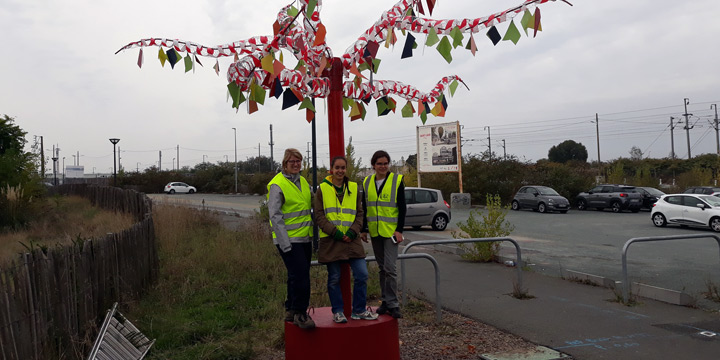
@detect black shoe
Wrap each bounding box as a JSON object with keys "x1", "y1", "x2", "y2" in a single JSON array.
[
  {"x1": 388, "y1": 307, "x2": 403, "y2": 319},
  {"x1": 293, "y1": 312, "x2": 316, "y2": 329},
  {"x1": 376, "y1": 302, "x2": 388, "y2": 315},
  {"x1": 284, "y1": 310, "x2": 295, "y2": 322}
]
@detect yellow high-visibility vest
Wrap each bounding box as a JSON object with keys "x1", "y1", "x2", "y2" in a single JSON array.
[
  {"x1": 363, "y1": 173, "x2": 402, "y2": 238},
  {"x1": 318, "y1": 179, "x2": 358, "y2": 237},
  {"x1": 267, "y1": 173, "x2": 312, "y2": 240}
]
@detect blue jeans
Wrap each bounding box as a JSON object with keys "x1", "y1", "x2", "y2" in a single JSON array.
[{"x1": 326, "y1": 258, "x2": 369, "y2": 314}]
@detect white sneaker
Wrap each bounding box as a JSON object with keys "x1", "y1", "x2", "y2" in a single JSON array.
[
  {"x1": 333, "y1": 312, "x2": 348, "y2": 323},
  {"x1": 351, "y1": 310, "x2": 379, "y2": 320}
]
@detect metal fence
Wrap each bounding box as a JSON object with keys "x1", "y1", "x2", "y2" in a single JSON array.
[{"x1": 621, "y1": 234, "x2": 720, "y2": 303}]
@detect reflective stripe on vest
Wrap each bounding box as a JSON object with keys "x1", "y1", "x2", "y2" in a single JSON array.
[
  {"x1": 363, "y1": 173, "x2": 402, "y2": 238},
  {"x1": 319, "y1": 181, "x2": 358, "y2": 238},
  {"x1": 267, "y1": 173, "x2": 313, "y2": 240}
]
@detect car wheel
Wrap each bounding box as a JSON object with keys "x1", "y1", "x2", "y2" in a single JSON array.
[
  {"x1": 577, "y1": 199, "x2": 587, "y2": 211},
  {"x1": 431, "y1": 214, "x2": 448, "y2": 231},
  {"x1": 710, "y1": 217, "x2": 720, "y2": 232},
  {"x1": 169, "y1": 189, "x2": 175, "y2": 194},
  {"x1": 611, "y1": 202, "x2": 622, "y2": 213},
  {"x1": 189, "y1": 189, "x2": 195, "y2": 194},
  {"x1": 652, "y1": 213, "x2": 667, "y2": 227},
  {"x1": 560, "y1": 210, "x2": 568, "y2": 214},
  {"x1": 538, "y1": 203, "x2": 547, "y2": 213},
  {"x1": 511, "y1": 200, "x2": 520, "y2": 211}
]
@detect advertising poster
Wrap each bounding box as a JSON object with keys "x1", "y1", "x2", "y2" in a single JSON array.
[{"x1": 417, "y1": 121, "x2": 459, "y2": 172}]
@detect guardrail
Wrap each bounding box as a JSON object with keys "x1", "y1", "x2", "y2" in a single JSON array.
[
  {"x1": 311, "y1": 253, "x2": 442, "y2": 321},
  {"x1": 621, "y1": 234, "x2": 720, "y2": 303},
  {"x1": 400, "y1": 237, "x2": 524, "y2": 306}
]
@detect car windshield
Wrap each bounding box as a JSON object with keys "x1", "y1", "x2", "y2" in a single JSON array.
[
  {"x1": 700, "y1": 196, "x2": 720, "y2": 207},
  {"x1": 537, "y1": 187, "x2": 560, "y2": 196},
  {"x1": 643, "y1": 188, "x2": 664, "y2": 196}
]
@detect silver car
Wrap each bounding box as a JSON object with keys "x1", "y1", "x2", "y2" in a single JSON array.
[
  {"x1": 404, "y1": 187, "x2": 451, "y2": 231},
  {"x1": 511, "y1": 185, "x2": 570, "y2": 213}
]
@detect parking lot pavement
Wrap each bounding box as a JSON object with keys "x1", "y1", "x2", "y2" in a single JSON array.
[{"x1": 406, "y1": 206, "x2": 720, "y2": 311}]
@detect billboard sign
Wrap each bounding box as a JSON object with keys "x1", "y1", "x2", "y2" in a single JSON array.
[
  {"x1": 65, "y1": 166, "x2": 85, "y2": 178},
  {"x1": 417, "y1": 121, "x2": 460, "y2": 172}
]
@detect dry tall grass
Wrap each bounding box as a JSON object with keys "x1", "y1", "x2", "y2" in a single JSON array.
[{"x1": 0, "y1": 195, "x2": 135, "y2": 264}]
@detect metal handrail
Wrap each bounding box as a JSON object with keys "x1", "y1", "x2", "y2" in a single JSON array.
[
  {"x1": 621, "y1": 234, "x2": 720, "y2": 303},
  {"x1": 311, "y1": 252, "x2": 443, "y2": 321},
  {"x1": 400, "y1": 237, "x2": 524, "y2": 305}
]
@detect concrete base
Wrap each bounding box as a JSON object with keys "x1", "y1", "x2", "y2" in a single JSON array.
[
  {"x1": 285, "y1": 307, "x2": 399, "y2": 360},
  {"x1": 451, "y1": 193, "x2": 471, "y2": 209},
  {"x1": 565, "y1": 269, "x2": 619, "y2": 289},
  {"x1": 631, "y1": 282, "x2": 695, "y2": 306}
]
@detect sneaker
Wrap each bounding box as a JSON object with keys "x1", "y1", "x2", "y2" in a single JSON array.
[
  {"x1": 351, "y1": 310, "x2": 379, "y2": 320},
  {"x1": 375, "y1": 302, "x2": 388, "y2": 315},
  {"x1": 332, "y1": 312, "x2": 348, "y2": 323},
  {"x1": 293, "y1": 312, "x2": 316, "y2": 329},
  {"x1": 284, "y1": 310, "x2": 295, "y2": 322},
  {"x1": 388, "y1": 307, "x2": 403, "y2": 319}
]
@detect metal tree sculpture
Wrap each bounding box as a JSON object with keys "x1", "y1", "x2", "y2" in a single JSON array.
[{"x1": 117, "y1": 0, "x2": 571, "y2": 123}]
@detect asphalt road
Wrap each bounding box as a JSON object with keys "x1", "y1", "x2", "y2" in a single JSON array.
[{"x1": 148, "y1": 193, "x2": 720, "y2": 301}]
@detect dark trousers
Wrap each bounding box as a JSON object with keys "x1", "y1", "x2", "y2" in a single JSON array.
[{"x1": 277, "y1": 242, "x2": 312, "y2": 312}]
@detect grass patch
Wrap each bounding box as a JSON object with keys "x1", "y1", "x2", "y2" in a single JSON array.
[
  {"x1": 126, "y1": 205, "x2": 380, "y2": 359},
  {"x1": 0, "y1": 195, "x2": 135, "y2": 264}
]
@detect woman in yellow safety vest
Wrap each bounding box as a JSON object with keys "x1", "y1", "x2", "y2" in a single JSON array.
[
  {"x1": 315, "y1": 156, "x2": 378, "y2": 323},
  {"x1": 361, "y1": 150, "x2": 407, "y2": 319},
  {"x1": 267, "y1": 148, "x2": 315, "y2": 329}
]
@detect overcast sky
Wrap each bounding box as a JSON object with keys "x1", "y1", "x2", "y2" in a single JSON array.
[{"x1": 3, "y1": 0, "x2": 720, "y2": 175}]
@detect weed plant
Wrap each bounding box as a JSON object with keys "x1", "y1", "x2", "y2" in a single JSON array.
[
  {"x1": 128, "y1": 204, "x2": 379, "y2": 359},
  {"x1": 0, "y1": 195, "x2": 134, "y2": 263},
  {"x1": 452, "y1": 194, "x2": 515, "y2": 262}
]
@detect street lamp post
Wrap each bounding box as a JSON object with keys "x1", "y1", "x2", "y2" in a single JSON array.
[
  {"x1": 62, "y1": 157, "x2": 65, "y2": 183},
  {"x1": 109, "y1": 138, "x2": 120, "y2": 186},
  {"x1": 232, "y1": 127, "x2": 238, "y2": 193}
]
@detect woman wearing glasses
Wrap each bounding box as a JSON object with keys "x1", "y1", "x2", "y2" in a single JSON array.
[
  {"x1": 361, "y1": 150, "x2": 407, "y2": 319},
  {"x1": 267, "y1": 148, "x2": 315, "y2": 329}
]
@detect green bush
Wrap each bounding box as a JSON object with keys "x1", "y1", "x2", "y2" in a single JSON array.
[{"x1": 453, "y1": 194, "x2": 515, "y2": 262}]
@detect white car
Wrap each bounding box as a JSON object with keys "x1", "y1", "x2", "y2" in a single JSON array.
[
  {"x1": 651, "y1": 194, "x2": 720, "y2": 232},
  {"x1": 164, "y1": 182, "x2": 196, "y2": 194}
]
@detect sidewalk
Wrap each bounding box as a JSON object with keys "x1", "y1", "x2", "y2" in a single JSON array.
[{"x1": 399, "y1": 238, "x2": 720, "y2": 360}]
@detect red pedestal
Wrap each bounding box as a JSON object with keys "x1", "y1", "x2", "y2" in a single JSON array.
[{"x1": 284, "y1": 307, "x2": 399, "y2": 360}]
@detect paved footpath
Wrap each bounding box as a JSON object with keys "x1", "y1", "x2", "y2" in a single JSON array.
[{"x1": 399, "y1": 234, "x2": 720, "y2": 360}]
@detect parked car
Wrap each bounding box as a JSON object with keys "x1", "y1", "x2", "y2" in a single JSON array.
[
  {"x1": 651, "y1": 193, "x2": 720, "y2": 232},
  {"x1": 164, "y1": 182, "x2": 196, "y2": 194},
  {"x1": 683, "y1": 186, "x2": 720, "y2": 196},
  {"x1": 576, "y1": 184, "x2": 643, "y2": 213},
  {"x1": 634, "y1": 186, "x2": 665, "y2": 210},
  {"x1": 511, "y1": 185, "x2": 570, "y2": 213},
  {"x1": 404, "y1": 187, "x2": 451, "y2": 231}
]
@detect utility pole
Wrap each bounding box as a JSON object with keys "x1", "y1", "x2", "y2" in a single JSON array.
[
  {"x1": 257, "y1": 142, "x2": 261, "y2": 172},
  {"x1": 669, "y1": 117, "x2": 677, "y2": 159},
  {"x1": 117, "y1": 146, "x2": 122, "y2": 172},
  {"x1": 500, "y1": 139, "x2": 506, "y2": 159},
  {"x1": 712, "y1": 104, "x2": 719, "y2": 155},
  {"x1": 77, "y1": 151, "x2": 80, "y2": 165},
  {"x1": 484, "y1": 126, "x2": 491, "y2": 159},
  {"x1": 269, "y1": 124, "x2": 275, "y2": 172},
  {"x1": 177, "y1": 145, "x2": 180, "y2": 171},
  {"x1": 306, "y1": 142, "x2": 311, "y2": 160},
  {"x1": 594, "y1": 113, "x2": 600, "y2": 164},
  {"x1": 232, "y1": 127, "x2": 237, "y2": 193},
  {"x1": 159, "y1": 150, "x2": 162, "y2": 170},
  {"x1": 683, "y1": 98, "x2": 692, "y2": 159},
  {"x1": 40, "y1": 136, "x2": 44, "y2": 177}
]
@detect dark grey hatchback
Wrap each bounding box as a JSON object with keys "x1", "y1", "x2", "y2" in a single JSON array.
[{"x1": 511, "y1": 185, "x2": 570, "y2": 213}]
